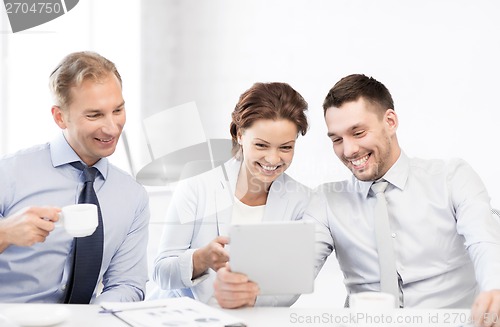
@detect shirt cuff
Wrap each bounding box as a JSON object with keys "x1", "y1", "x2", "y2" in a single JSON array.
[{"x1": 179, "y1": 249, "x2": 210, "y2": 287}]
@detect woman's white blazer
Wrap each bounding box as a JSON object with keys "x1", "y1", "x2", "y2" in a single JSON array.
[{"x1": 152, "y1": 157, "x2": 310, "y2": 305}]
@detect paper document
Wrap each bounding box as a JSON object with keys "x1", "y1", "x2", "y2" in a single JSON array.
[{"x1": 100, "y1": 297, "x2": 246, "y2": 327}]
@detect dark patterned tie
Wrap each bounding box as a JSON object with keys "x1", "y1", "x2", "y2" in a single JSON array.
[{"x1": 64, "y1": 162, "x2": 104, "y2": 304}]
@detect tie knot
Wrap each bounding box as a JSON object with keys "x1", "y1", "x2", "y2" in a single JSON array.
[
  {"x1": 71, "y1": 162, "x2": 98, "y2": 183},
  {"x1": 82, "y1": 167, "x2": 98, "y2": 183},
  {"x1": 371, "y1": 181, "x2": 388, "y2": 194}
]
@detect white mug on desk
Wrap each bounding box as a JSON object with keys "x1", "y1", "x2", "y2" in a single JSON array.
[{"x1": 57, "y1": 203, "x2": 98, "y2": 237}]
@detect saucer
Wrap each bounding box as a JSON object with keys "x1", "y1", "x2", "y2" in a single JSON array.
[{"x1": 2, "y1": 304, "x2": 70, "y2": 326}]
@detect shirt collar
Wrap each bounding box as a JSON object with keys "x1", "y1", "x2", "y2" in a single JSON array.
[
  {"x1": 50, "y1": 132, "x2": 108, "y2": 179},
  {"x1": 358, "y1": 151, "x2": 409, "y2": 199},
  {"x1": 382, "y1": 151, "x2": 409, "y2": 191}
]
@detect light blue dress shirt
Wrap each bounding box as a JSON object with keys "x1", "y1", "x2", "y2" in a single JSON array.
[
  {"x1": 306, "y1": 152, "x2": 500, "y2": 308},
  {"x1": 0, "y1": 133, "x2": 150, "y2": 303}
]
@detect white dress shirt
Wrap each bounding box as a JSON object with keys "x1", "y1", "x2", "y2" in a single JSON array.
[{"x1": 305, "y1": 151, "x2": 500, "y2": 308}]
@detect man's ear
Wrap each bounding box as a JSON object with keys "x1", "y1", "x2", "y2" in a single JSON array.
[
  {"x1": 51, "y1": 105, "x2": 67, "y2": 129},
  {"x1": 385, "y1": 109, "x2": 398, "y2": 133}
]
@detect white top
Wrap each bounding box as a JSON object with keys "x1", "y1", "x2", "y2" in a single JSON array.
[{"x1": 231, "y1": 196, "x2": 266, "y2": 224}]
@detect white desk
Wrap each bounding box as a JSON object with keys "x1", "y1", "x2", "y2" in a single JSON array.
[
  {"x1": 227, "y1": 307, "x2": 474, "y2": 327},
  {"x1": 0, "y1": 304, "x2": 473, "y2": 327},
  {"x1": 0, "y1": 304, "x2": 126, "y2": 327}
]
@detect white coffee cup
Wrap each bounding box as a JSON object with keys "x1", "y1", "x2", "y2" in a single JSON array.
[
  {"x1": 58, "y1": 203, "x2": 98, "y2": 237},
  {"x1": 349, "y1": 292, "x2": 396, "y2": 310}
]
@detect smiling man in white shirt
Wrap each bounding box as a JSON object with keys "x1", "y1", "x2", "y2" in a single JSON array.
[{"x1": 308, "y1": 73, "x2": 500, "y2": 327}]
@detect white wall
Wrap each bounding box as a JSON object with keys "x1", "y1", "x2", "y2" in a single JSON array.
[
  {"x1": 139, "y1": 0, "x2": 500, "y2": 208},
  {"x1": 3, "y1": 1, "x2": 499, "y2": 205},
  {"x1": 0, "y1": 0, "x2": 141, "y2": 173}
]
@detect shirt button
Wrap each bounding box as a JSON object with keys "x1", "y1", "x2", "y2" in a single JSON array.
[
  {"x1": 61, "y1": 284, "x2": 67, "y2": 291},
  {"x1": 391, "y1": 233, "x2": 396, "y2": 238}
]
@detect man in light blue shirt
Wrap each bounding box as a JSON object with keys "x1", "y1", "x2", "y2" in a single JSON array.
[{"x1": 0, "y1": 51, "x2": 150, "y2": 303}]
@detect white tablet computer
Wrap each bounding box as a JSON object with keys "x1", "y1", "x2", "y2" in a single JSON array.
[{"x1": 228, "y1": 220, "x2": 315, "y2": 295}]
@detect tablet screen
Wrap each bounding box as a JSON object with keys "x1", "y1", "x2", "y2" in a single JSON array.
[{"x1": 228, "y1": 221, "x2": 315, "y2": 295}]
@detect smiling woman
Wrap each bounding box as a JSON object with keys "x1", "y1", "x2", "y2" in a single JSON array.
[
  {"x1": 237, "y1": 119, "x2": 298, "y2": 202},
  {"x1": 230, "y1": 83, "x2": 308, "y2": 205},
  {"x1": 237, "y1": 119, "x2": 297, "y2": 196},
  {"x1": 152, "y1": 82, "x2": 311, "y2": 308}
]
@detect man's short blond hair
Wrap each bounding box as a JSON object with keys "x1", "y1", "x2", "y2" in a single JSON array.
[{"x1": 49, "y1": 51, "x2": 122, "y2": 109}]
